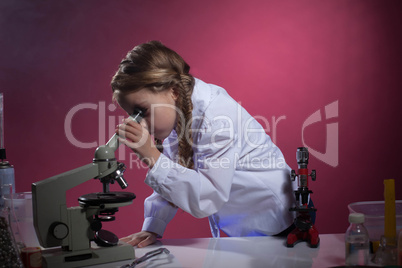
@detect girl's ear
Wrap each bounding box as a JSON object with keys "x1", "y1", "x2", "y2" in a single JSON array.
[{"x1": 171, "y1": 88, "x2": 179, "y2": 101}]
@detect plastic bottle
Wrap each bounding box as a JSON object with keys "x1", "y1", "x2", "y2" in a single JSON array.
[{"x1": 345, "y1": 213, "x2": 370, "y2": 266}]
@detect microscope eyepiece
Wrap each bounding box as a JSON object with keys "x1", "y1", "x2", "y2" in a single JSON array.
[
  {"x1": 296, "y1": 147, "x2": 309, "y2": 167},
  {"x1": 131, "y1": 108, "x2": 144, "y2": 123}
]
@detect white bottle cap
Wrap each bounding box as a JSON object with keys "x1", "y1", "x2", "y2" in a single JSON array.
[{"x1": 349, "y1": 213, "x2": 365, "y2": 224}]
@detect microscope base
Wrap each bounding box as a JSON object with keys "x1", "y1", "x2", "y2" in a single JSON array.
[
  {"x1": 286, "y1": 225, "x2": 320, "y2": 248},
  {"x1": 41, "y1": 241, "x2": 135, "y2": 268}
]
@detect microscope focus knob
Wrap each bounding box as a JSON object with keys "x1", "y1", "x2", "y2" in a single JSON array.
[
  {"x1": 50, "y1": 222, "x2": 69, "y2": 240},
  {"x1": 290, "y1": 170, "x2": 296, "y2": 181},
  {"x1": 311, "y1": 170, "x2": 316, "y2": 181}
]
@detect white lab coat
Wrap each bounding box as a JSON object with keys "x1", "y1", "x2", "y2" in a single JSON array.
[{"x1": 142, "y1": 78, "x2": 296, "y2": 237}]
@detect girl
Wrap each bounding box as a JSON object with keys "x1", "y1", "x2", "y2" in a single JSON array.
[{"x1": 112, "y1": 41, "x2": 295, "y2": 248}]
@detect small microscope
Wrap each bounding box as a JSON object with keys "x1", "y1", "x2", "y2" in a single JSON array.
[
  {"x1": 286, "y1": 147, "x2": 319, "y2": 248},
  {"x1": 32, "y1": 110, "x2": 143, "y2": 267}
]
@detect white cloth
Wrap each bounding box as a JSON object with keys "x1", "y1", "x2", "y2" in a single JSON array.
[{"x1": 142, "y1": 78, "x2": 296, "y2": 237}]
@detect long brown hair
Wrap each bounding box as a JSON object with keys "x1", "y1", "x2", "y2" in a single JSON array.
[{"x1": 111, "y1": 41, "x2": 195, "y2": 169}]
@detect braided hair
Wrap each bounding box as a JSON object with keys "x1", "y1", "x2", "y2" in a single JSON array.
[{"x1": 111, "y1": 41, "x2": 195, "y2": 169}]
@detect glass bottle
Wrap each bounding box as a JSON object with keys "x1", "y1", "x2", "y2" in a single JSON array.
[{"x1": 345, "y1": 213, "x2": 370, "y2": 266}]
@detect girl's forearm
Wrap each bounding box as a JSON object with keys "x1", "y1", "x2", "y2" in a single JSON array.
[{"x1": 142, "y1": 149, "x2": 161, "y2": 169}]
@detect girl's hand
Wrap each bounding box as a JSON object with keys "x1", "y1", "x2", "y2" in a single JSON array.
[
  {"x1": 120, "y1": 231, "x2": 158, "y2": 248},
  {"x1": 116, "y1": 118, "x2": 161, "y2": 168}
]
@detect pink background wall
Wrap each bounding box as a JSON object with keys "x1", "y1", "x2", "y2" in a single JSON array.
[{"x1": 1, "y1": 0, "x2": 401, "y2": 239}]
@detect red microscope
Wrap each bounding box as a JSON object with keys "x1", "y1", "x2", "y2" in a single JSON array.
[{"x1": 286, "y1": 147, "x2": 319, "y2": 248}]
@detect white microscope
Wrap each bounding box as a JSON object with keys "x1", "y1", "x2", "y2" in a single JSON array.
[{"x1": 32, "y1": 110, "x2": 143, "y2": 267}]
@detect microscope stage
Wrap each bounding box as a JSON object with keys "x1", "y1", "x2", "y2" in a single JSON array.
[{"x1": 78, "y1": 191, "x2": 136, "y2": 206}]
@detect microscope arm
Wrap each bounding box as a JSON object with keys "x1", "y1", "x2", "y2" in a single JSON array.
[{"x1": 32, "y1": 163, "x2": 99, "y2": 248}]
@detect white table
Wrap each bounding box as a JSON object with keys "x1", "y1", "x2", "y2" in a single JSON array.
[{"x1": 91, "y1": 233, "x2": 346, "y2": 268}]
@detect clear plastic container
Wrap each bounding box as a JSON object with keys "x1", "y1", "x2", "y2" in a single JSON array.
[
  {"x1": 348, "y1": 200, "x2": 402, "y2": 242},
  {"x1": 3, "y1": 192, "x2": 40, "y2": 248},
  {"x1": 345, "y1": 213, "x2": 370, "y2": 266}
]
